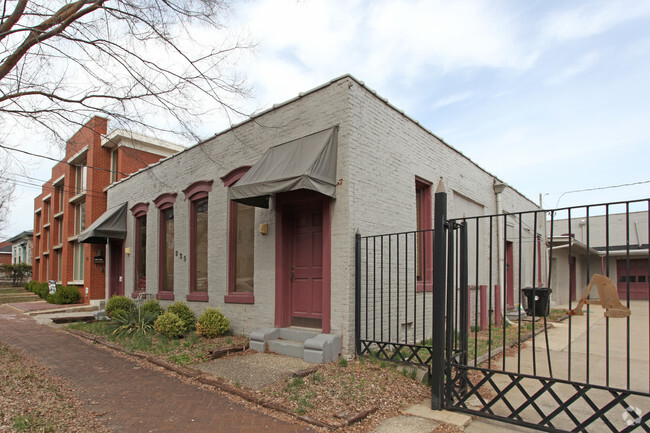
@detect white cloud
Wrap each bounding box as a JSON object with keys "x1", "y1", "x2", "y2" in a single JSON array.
[
  {"x1": 541, "y1": 1, "x2": 650, "y2": 41},
  {"x1": 236, "y1": 0, "x2": 540, "y2": 103},
  {"x1": 546, "y1": 52, "x2": 601, "y2": 85},
  {"x1": 432, "y1": 91, "x2": 475, "y2": 109}
]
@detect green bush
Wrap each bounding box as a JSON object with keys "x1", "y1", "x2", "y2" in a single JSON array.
[
  {"x1": 154, "y1": 312, "x2": 187, "y2": 339},
  {"x1": 167, "y1": 301, "x2": 196, "y2": 331},
  {"x1": 46, "y1": 285, "x2": 81, "y2": 305},
  {"x1": 25, "y1": 281, "x2": 49, "y2": 299},
  {"x1": 0, "y1": 263, "x2": 32, "y2": 285},
  {"x1": 108, "y1": 305, "x2": 157, "y2": 337},
  {"x1": 141, "y1": 299, "x2": 164, "y2": 319},
  {"x1": 196, "y1": 308, "x2": 229, "y2": 338},
  {"x1": 106, "y1": 295, "x2": 135, "y2": 318}
]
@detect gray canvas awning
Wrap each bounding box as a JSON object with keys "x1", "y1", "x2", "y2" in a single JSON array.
[
  {"x1": 78, "y1": 203, "x2": 128, "y2": 244},
  {"x1": 229, "y1": 126, "x2": 338, "y2": 208}
]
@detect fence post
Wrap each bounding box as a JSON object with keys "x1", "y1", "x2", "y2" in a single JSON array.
[
  {"x1": 459, "y1": 222, "x2": 469, "y2": 367},
  {"x1": 494, "y1": 284, "x2": 502, "y2": 327},
  {"x1": 480, "y1": 285, "x2": 487, "y2": 331},
  {"x1": 431, "y1": 180, "x2": 447, "y2": 410},
  {"x1": 355, "y1": 232, "x2": 361, "y2": 356}
]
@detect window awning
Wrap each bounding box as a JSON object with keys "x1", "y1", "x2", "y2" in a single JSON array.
[
  {"x1": 78, "y1": 203, "x2": 128, "y2": 244},
  {"x1": 229, "y1": 126, "x2": 338, "y2": 208}
]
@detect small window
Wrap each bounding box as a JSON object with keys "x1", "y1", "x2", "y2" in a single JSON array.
[
  {"x1": 75, "y1": 163, "x2": 87, "y2": 194},
  {"x1": 110, "y1": 148, "x2": 118, "y2": 183},
  {"x1": 131, "y1": 202, "x2": 150, "y2": 296},
  {"x1": 73, "y1": 242, "x2": 84, "y2": 281},
  {"x1": 160, "y1": 207, "x2": 174, "y2": 292},
  {"x1": 57, "y1": 185, "x2": 64, "y2": 213},
  {"x1": 183, "y1": 180, "x2": 213, "y2": 302},
  {"x1": 629, "y1": 276, "x2": 637, "y2": 283},
  {"x1": 619, "y1": 276, "x2": 627, "y2": 283},
  {"x1": 136, "y1": 215, "x2": 147, "y2": 291},
  {"x1": 222, "y1": 167, "x2": 254, "y2": 304},
  {"x1": 74, "y1": 202, "x2": 86, "y2": 235},
  {"x1": 57, "y1": 219, "x2": 63, "y2": 244},
  {"x1": 192, "y1": 198, "x2": 209, "y2": 292},
  {"x1": 638, "y1": 276, "x2": 646, "y2": 283},
  {"x1": 233, "y1": 202, "x2": 255, "y2": 293},
  {"x1": 56, "y1": 250, "x2": 62, "y2": 282},
  {"x1": 154, "y1": 193, "x2": 177, "y2": 300},
  {"x1": 415, "y1": 177, "x2": 432, "y2": 291}
]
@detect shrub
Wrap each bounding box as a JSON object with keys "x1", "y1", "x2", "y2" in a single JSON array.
[
  {"x1": 167, "y1": 301, "x2": 196, "y2": 331},
  {"x1": 141, "y1": 299, "x2": 164, "y2": 319},
  {"x1": 108, "y1": 305, "x2": 157, "y2": 337},
  {"x1": 196, "y1": 308, "x2": 229, "y2": 338},
  {"x1": 25, "y1": 281, "x2": 49, "y2": 299},
  {"x1": 1, "y1": 263, "x2": 32, "y2": 285},
  {"x1": 154, "y1": 312, "x2": 187, "y2": 339},
  {"x1": 46, "y1": 285, "x2": 81, "y2": 305},
  {"x1": 106, "y1": 295, "x2": 135, "y2": 318}
]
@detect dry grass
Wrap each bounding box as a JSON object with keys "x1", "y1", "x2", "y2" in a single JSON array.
[
  {"x1": 0, "y1": 341, "x2": 113, "y2": 433},
  {"x1": 260, "y1": 356, "x2": 430, "y2": 429}
]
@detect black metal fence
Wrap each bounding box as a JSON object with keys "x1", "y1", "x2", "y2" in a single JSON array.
[
  {"x1": 354, "y1": 229, "x2": 436, "y2": 367},
  {"x1": 355, "y1": 194, "x2": 650, "y2": 432},
  {"x1": 446, "y1": 199, "x2": 650, "y2": 432}
]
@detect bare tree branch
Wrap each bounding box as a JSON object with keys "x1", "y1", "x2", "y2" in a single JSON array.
[{"x1": 1, "y1": 0, "x2": 253, "y2": 146}]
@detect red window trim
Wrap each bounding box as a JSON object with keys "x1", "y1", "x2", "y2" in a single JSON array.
[
  {"x1": 130, "y1": 202, "x2": 150, "y2": 217},
  {"x1": 183, "y1": 179, "x2": 214, "y2": 201},
  {"x1": 220, "y1": 166, "x2": 252, "y2": 187},
  {"x1": 153, "y1": 192, "x2": 177, "y2": 210},
  {"x1": 222, "y1": 166, "x2": 254, "y2": 304},
  {"x1": 416, "y1": 177, "x2": 433, "y2": 292},
  {"x1": 155, "y1": 193, "x2": 176, "y2": 300}
]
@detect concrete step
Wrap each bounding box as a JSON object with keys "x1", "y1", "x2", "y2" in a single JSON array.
[
  {"x1": 250, "y1": 327, "x2": 342, "y2": 364},
  {"x1": 277, "y1": 327, "x2": 319, "y2": 342},
  {"x1": 268, "y1": 338, "x2": 304, "y2": 358}
]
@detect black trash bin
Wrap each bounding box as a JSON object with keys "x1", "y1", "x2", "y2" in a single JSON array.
[{"x1": 522, "y1": 287, "x2": 552, "y2": 317}]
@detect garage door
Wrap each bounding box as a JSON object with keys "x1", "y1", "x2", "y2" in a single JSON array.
[{"x1": 616, "y1": 258, "x2": 649, "y2": 300}]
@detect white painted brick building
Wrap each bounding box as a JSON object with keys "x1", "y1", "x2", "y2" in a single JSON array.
[{"x1": 105, "y1": 75, "x2": 539, "y2": 354}]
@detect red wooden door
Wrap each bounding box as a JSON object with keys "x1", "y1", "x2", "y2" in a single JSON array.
[
  {"x1": 617, "y1": 259, "x2": 649, "y2": 300},
  {"x1": 289, "y1": 206, "x2": 323, "y2": 328},
  {"x1": 109, "y1": 240, "x2": 124, "y2": 297},
  {"x1": 506, "y1": 241, "x2": 514, "y2": 308}
]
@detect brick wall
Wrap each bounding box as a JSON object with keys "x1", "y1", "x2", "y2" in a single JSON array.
[{"x1": 32, "y1": 116, "x2": 176, "y2": 303}]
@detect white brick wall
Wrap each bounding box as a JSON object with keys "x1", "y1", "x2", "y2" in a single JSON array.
[{"x1": 106, "y1": 75, "x2": 539, "y2": 354}]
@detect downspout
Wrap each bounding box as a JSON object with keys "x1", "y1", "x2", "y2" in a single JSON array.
[{"x1": 493, "y1": 181, "x2": 506, "y2": 294}]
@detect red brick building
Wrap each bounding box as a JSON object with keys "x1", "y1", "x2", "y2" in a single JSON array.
[
  {"x1": 32, "y1": 116, "x2": 182, "y2": 304},
  {"x1": 0, "y1": 240, "x2": 11, "y2": 266}
]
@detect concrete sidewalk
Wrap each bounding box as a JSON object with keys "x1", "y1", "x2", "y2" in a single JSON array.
[
  {"x1": 370, "y1": 302, "x2": 650, "y2": 432},
  {"x1": 0, "y1": 304, "x2": 313, "y2": 433}
]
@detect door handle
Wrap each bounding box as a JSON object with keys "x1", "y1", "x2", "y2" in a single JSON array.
[{"x1": 290, "y1": 271, "x2": 294, "y2": 281}]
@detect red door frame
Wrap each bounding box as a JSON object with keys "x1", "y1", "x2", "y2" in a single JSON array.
[
  {"x1": 275, "y1": 190, "x2": 331, "y2": 333},
  {"x1": 109, "y1": 239, "x2": 124, "y2": 297}
]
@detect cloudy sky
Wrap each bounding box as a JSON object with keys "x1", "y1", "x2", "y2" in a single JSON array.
[{"x1": 3, "y1": 0, "x2": 650, "y2": 236}]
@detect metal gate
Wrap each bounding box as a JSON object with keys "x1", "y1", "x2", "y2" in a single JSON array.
[{"x1": 355, "y1": 191, "x2": 650, "y2": 432}]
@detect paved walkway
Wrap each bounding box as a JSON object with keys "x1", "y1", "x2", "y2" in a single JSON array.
[{"x1": 0, "y1": 305, "x2": 313, "y2": 433}]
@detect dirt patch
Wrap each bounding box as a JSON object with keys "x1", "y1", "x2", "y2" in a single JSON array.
[
  {"x1": 0, "y1": 341, "x2": 113, "y2": 433},
  {"x1": 258, "y1": 357, "x2": 430, "y2": 430}
]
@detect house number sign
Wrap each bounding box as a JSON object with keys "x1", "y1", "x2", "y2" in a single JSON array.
[{"x1": 175, "y1": 251, "x2": 187, "y2": 261}]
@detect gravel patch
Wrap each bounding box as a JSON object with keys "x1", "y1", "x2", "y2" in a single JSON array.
[{"x1": 194, "y1": 351, "x2": 312, "y2": 389}]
